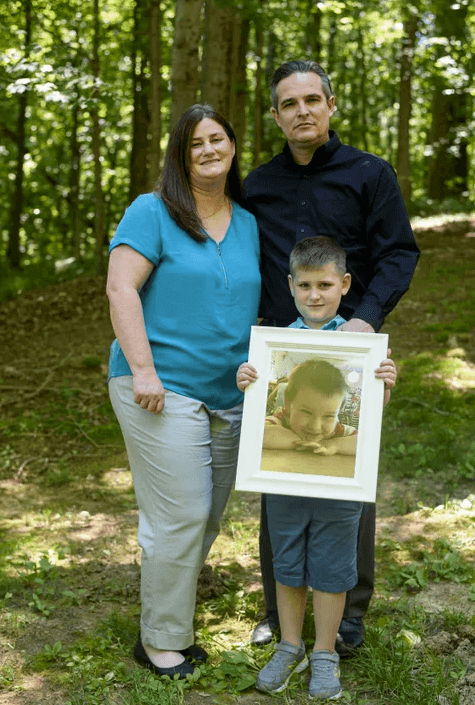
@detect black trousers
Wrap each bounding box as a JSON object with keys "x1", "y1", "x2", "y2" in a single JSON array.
[{"x1": 259, "y1": 494, "x2": 375, "y2": 620}]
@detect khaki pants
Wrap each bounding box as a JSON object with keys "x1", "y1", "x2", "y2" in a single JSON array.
[{"x1": 109, "y1": 376, "x2": 243, "y2": 650}]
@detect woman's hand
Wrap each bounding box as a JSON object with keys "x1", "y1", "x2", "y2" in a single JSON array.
[
  {"x1": 236, "y1": 362, "x2": 258, "y2": 391},
  {"x1": 133, "y1": 369, "x2": 165, "y2": 414}
]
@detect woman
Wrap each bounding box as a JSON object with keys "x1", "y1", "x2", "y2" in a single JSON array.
[{"x1": 107, "y1": 105, "x2": 260, "y2": 679}]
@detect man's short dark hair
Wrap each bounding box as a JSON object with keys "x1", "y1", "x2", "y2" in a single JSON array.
[
  {"x1": 289, "y1": 236, "x2": 347, "y2": 278},
  {"x1": 271, "y1": 60, "x2": 334, "y2": 109}
]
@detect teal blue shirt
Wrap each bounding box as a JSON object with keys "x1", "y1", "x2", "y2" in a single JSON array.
[{"x1": 108, "y1": 194, "x2": 261, "y2": 410}]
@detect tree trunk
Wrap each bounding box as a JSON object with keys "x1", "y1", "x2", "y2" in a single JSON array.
[
  {"x1": 170, "y1": 0, "x2": 203, "y2": 127},
  {"x1": 261, "y1": 30, "x2": 276, "y2": 163},
  {"x1": 356, "y1": 21, "x2": 368, "y2": 152},
  {"x1": 426, "y1": 0, "x2": 469, "y2": 200},
  {"x1": 91, "y1": 0, "x2": 106, "y2": 274},
  {"x1": 305, "y1": 0, "x2": 322, "y2": 59},
  {"x1": 201, "y1": 0, "x2": 233, "y2": 117},
  {"x1": 253, "y1": 19, "x2": 264, "y2": 169},
  {"x1": 129, "y1": 0, "x2": 150, "y2": 201},
  {"x1": 149, "y1": 0, "x2": 162, "y2": 188},
  {"x1": 69, "y1": 101, "x2": 82, "y2": 258},
  {"x1": 7, "y1": 0, "x2": 32, "y2": 270},
  {"x1": 426, "y1": 89, "x2": 468, "y2": 200},
  {"x1": 229, "y1": 15, "x2": 250, "y2": 161},
  {"x1": 326, "y1": 14, "x2": 337, "y2": 76},
  {"x1": 396, "y1": 12, "x2": 417, "y2": 202}
]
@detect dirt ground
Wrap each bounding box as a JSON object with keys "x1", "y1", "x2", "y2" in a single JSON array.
[{"x1": 1, "y1": 214, "x2": 475, "y2": 704}]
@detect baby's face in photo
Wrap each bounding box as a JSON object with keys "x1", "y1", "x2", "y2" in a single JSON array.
[{"x1": 286, "y1": 386, "x2": 343, "y2": 442}]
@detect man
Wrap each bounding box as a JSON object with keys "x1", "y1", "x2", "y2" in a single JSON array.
[{"x1": 244, "y1": 60, "x2": 420, "y2": 656}]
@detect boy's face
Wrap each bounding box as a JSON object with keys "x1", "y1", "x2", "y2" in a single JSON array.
[
  {"x1": 285, "y1": 387, "x2": 344, "y2": 442},
  {"x1": 288, "y1": 263, "x2": 351, "y2": 329}
]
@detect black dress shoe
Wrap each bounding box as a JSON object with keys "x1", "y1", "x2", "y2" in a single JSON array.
[
  {"x1": 335, "y1": 633, "x2": 363, "y2": 659},
  {"x1": 250, "y1": 615, "x2": 280, "y2": 646},
  {"x1": 134, "y1": 637, "x2": 195, "y2": 678},
  {"x1": 335, "y1": 618, "x2": 365, "y2": 660},
  {"x1": 179, "y1": 644, "x2": 208, "y2": 663}
]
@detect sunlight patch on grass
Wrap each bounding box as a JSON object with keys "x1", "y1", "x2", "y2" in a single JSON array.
[
  {"x1": 411, "y1": 211, "x2": 475, "y2": 230},
  {"x1": 422, "y1": 354, "x2": 475, "y2": 390}
]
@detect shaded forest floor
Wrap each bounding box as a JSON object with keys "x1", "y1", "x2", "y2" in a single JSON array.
[{"x1": 1, "y1": 213, "x2": 475, "y2": 704}]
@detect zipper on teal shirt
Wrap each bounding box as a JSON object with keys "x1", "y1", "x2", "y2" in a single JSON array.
[{"x1": 216, "y1": 242, "x2": 228, "y2": 289}]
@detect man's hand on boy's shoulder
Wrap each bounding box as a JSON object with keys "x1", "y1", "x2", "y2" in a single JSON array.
[{"x1": 337, "y1": 318, "x2": 375, "y2": 333}]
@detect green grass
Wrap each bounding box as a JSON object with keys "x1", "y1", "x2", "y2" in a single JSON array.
[
  {"x1": 379, "y1": 352, "x2": 475, "y2": 495},
  {"x1": 0, "y1": 258, "x2": 97, "y2": 303},
  {"x1": 2, "y1": 215, "x2": 475, "y2": 703}
]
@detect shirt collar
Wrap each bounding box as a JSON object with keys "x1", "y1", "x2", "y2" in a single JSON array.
[
  {"x1": 282, "y1": 131, "x2": 341, "y2": 173},
  {"x1": 294, "y1": 314, "x2": 346, "y2": 330}
]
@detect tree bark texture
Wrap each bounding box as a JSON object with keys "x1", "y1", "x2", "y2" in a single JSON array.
[
  {"x1": 201, "y1": 0, "x2": 234, "y2": 117},
  {"x1": 91, "y1": 0, "x2": 106, "y2": 274},
  {"x1": 69, "y1": 102, "x2": 82, "y2": 258},
  {"x1": 427, "y1": 89, "x2": 468, "y2": 200},
  {"x1": 229, "y1": 15, "x2": 250, "y2": 161},
  {"x1": 426, "y1": 0, "x2": 469, "y2": 200},
  {"x1": 305, "y1": 0, "x2": 322, "y2": 59},
  {"x1": 7, "y1": 0, "x2": 32, "y2": 269},
  {"x1": 129, "y1": 0, "x2": 150, "y2": 202},
  {"x1": 253, "y1": 20, "x2": 264, "y2": 168},
  {"x1": 171, "y1": 0, "x2": 203, "y2": 127},
  {"x1": 149, "y1": 0, "x2": 162, "y2": 188},
  {"x1": 396, "y1": 12, "x2": 418, "y2": 203}
]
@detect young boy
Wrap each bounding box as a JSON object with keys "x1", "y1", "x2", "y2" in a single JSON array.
[{"x1": 237, "y1": 237, "x2": 396, "y2": 700}]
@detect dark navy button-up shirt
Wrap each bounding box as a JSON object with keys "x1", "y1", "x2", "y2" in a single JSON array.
[{"x1": 244, "y1": 131, "x2": 420, "y2": 331}]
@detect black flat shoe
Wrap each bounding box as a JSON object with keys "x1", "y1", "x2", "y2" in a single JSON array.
[
  {"x1": 179, "y1": 644, "x2": 208, "y2": 663},
  {"x1": 134, "y1": 637, "x2": 195, "y2": 678}
]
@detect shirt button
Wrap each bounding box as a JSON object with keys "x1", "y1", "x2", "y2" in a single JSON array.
[
  {"x1": 301, "y1": 201, "x2": 306, "y2": 205},
  {"x1": 300, "y1": 229, "x2": 305, "y2": 233}
]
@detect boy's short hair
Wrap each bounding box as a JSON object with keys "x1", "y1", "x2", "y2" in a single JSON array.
[
  {"x1": 285, "y1": 358, "x2": 347, "y2": 404},
  {"x1": 289, "y1": 236, "x2": 347, "y2": 278}
]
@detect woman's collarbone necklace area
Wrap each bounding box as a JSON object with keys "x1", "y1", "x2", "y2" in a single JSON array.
[{"x1": 201, "y1": 198, "x2": 229, "y2": 221}]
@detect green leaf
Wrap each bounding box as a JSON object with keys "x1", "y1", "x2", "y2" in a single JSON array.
[
  {"x1": 235, "y1": 674, "x2": 255, "y2": 690},
  {"x1": 221, "y1": 650, "x2": 250, "y2": 665}
]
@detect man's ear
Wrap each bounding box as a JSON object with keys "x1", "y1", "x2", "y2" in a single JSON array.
[
  {"x1": 288, "y1": 274, "x2": 294, "y2": 294},
  {"x1": 271, "y1": 106, "x2": 281, "y2": 129},
  {"x1": 341, "y1": 272, "x2": 351, "y2": 295},
  {"x1": 328, "y1": 96, "x2": 336, "y2": 117}
]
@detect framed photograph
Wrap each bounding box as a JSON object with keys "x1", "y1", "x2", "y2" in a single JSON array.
[{"x1": 235, "y1": 326, "x2": 389, "y2": 503}]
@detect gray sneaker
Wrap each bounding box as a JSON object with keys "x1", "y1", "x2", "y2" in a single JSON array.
[
  {"x1": 309, "y1": 650, "x2": 342, "y2": 699},
  {"x1": 256, "y1": 639, "x2": 309, "y2": 693}
]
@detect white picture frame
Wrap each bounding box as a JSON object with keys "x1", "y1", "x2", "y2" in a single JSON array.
[{"x1": 235, "y1": 326, "x2": 389, "y2": 503}]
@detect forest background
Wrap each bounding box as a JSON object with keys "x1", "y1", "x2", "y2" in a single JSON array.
[
  {"x1": 1, "y1": 0, "x2": 474, "y2": 286},
  {"x1": 2, "y1": 1, "x2": 475, "y2": 703}
]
